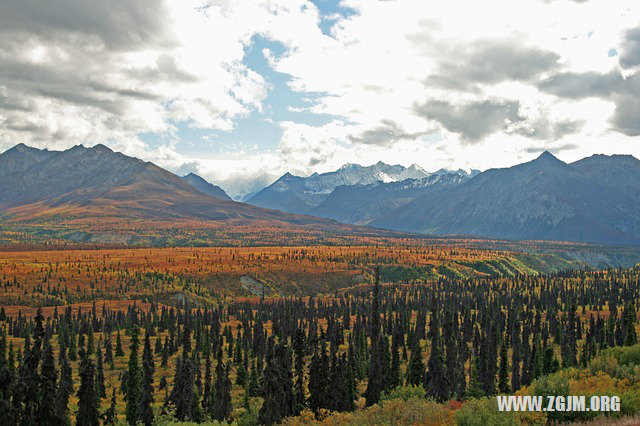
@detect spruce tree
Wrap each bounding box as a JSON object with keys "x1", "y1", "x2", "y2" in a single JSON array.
[
  {"x1": 102, "y1": 389, "x2": 117, "y2": 425},
  {"x1": 37, "y1": 339, "x2": 63, "y2": 424},
  {"x1": 258, "y1": 338, "x2": 295, "y2": 425},
  {"x1": 466, "y1": 352, "x2": 484, "y2": 399},
  {"x1": 95, "y1": 342, "x2": 106, "y2": 399},
  {"x1": 76, "y1": 352, "x2": 99, "y2": 426},
  {"x1": 140, "y1": 330, "x2": 155, "y2": 426},
  {"x1": 498, "y1": 339, "x2": 510, "y2": 394},
  {"x1": 364, "y1": 267, "x2": 384, "y2": 407},
  {"x1": 425, "y1": 307, "x2": 448, "y2": 402},
  {"x1": 406, "y1": 339, "x2": 425, "y2": 386},
  {"x1": 125, "y1": 327, "x2": 142, "y2": 425},
  {"x1": 211, "y1": 357, "x2": 232, "y2": 421},
  {"x1": 58, "y1": 344, "x2": 73, "y2": 425},
  {"x1": 115, "y1": 331, "x2": 124, "y2": 357}
]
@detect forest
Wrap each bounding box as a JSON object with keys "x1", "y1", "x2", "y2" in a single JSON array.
[{"x1": 0, "y1": 262, "x2": 639, "y2": 425}]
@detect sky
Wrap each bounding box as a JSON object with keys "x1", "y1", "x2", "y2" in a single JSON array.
[{"x1": 1, "y1": 0, "x2": 640, "y2": 198}]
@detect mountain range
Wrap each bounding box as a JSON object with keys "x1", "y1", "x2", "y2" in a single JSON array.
[{"x1": 1, "y1": 143, "x2": 639, "y2": 245}]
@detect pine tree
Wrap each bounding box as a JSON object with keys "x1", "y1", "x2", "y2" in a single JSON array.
[
  {"x1": 425, "y1": 307, "x2": 448, "y2": 402},
  {"x1": 18, "y1": 308, "x2": 44, "y2": 424},
  {"x1": 258, "y1": 338, "x2": 295, "y2": 425},
  {"x1": 211, "y1": 357, "x2": 232, "y2": 421},
  {"x1": 115, "y1": 331, "x2": 124, "y2": 357},
  {"x1": 202, "y1": 352, "x2": 212, "y2": 413},
  {"x1": 95, "y1": 342, "x2": 106, "y2": 399},
  {"x1": 308, "y1": 342, "x2": 329, "y2": 413},
  {"x1": 466, "y1": 352, "x2": 484, "y2": 399},
  {"x1": 125, "y1": 327, "x2": 142, "y2": 425},
  {"x1": 406, "y1": 339, "x2": 425, "y2": 386},
  {"x1": 76, "y1": 352, "x2": 99, "y2": 426},
  {"x1": 140, "y1": 330, "x2": 155, "y2": 426},
  {"x1": 37, "y1": 339, "x2": 63, "y2": 424},
  {"x1": 102, "y1": 389, "x2": 117, "y2": 425},
  {"x1": 498, "y1": 339, "x2": 510, "y2": 394},
  {"x1": 58, "y1": 344, "x2": 73, "y2": 425},
  {"x1": 624, "y1": 303, "x2": 638, "y2": 346},
  {"x1": 292, "y1": 328, "x2": 306, "y2": 412},
  {"x1": 364, "y1": 267, "x2": 384, "y2": 407}
]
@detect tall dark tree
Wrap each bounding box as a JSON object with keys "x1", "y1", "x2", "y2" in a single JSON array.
[
  {"x1": 498, "y1": 339, "x2": 510, "y2": 394},
  {"x1": 140, "y1": 330, "x2": 155, "y2": 426},
  {"x1": 37, "y1": 339, "x2": 63, "y2": 425},
  {"x1": 258, "y1": 338, "x2": 295, "y2": 425},
  {"x1": 364, "y1": 267, "x2": 384, "y2": 407},
  {"x1": 406, "y1": 339, "x2": 425, "y2": 387},
  {"x1": 58, "y1": 344, "x2": 73, "y2": 425},
  {"x1": 125, "y1": 327, "x2": 142, "y2": 426},
  {"x1": 211, "y1": 356, "x2": 232, "y2": 421},
  {"x1": 425, "y1": 306, "x2": 448, "y2": 402},
  {"x1": 76, "y1": 352, "x2": 99, "y2": 426},
  {"x1": 95, "y1": 342, "x2": 106, "y2": 400}
]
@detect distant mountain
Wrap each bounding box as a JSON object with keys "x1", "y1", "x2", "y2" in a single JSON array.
[
  {"x1": 247, "y1": 161, "x2": 433, "y2": 213},
  {"x1": 0, "y1": 143, "x2": 335, "y2": 226},
  {"x1": 181, "y1": 173, "x2": 231, "y2": 201},
  {"x1": 313, "y1": 173, "x2": 467, "y2": 225},
  {"x1": 0, "y1": 143, "x2": 59, "y2": 178},
  {"x1": 370, "y1": 151, "x2": 640, "y2": 244}
]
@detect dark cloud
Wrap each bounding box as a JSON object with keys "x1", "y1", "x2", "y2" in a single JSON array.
[
  {"x1": 427, "y1": 40, "x2": 560, "y2": 90},
  {"x1": 538, "y1": 71, "x2": 625, "y2": 98},
  {"x1": 348, "y1": 119, "x2": 429, "y2": 146},
  {"x1": 414, "y1": 99, "x2": 524, "y2": 142},
  {"x1": 512, "y1": 117, "x2": 584, "y2": 140},
  {"x1": 539, "y1": 70, "x2": 640, "y2": 136},
  {"x1": 0, "y1": 0, "x2": 173, "y2": 50},
  {"x1": 620, "y1": 27, "x2": 640, "y2": 69}
]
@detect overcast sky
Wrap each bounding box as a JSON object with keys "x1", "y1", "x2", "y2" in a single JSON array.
[{"x1": 1, "y1": 0, "x2": 640, "y2": 197}]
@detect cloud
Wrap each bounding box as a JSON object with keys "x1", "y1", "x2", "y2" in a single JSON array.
[
  {"x1": 427, "y1": 40, "x2": 561, "y2": 91},
  {"x1": 619, "y1": 27, "x2": 640, "y2": 69},
  {"x1": 415, "y1": 99, "x2": 524, "y2": 142},
  {"x1": 348, "y1": 120, "x2": 431, "y2": 146},
  {"x1": 539, "y1": 70, "x2": 640, "y2": 136}
]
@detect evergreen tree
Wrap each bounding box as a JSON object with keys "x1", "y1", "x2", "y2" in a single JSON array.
[
  {"x1": 102, "y1": 389, "x2": 117, "y2": 425},
  {"x1": 292, "y1": 328, "x2": 306, "y2": 412},
  {"x1": 125, "y1": 327, "x2": 142, "y2": 425},
  {"x1": 425, "y1": 307, "x2": 448, "y2": 402},
  {"x1": 95, "y1": 342, "x2": 106, "y2": 399},
  {"x1": 211, "y1": 357, "x2": 232, "y2": 421},
  {"x1": 37, "y1": 339, "x2": 63, "y2": 424},
  {"x1": 115, "y1": 331, "x2": 124, "y2": 357},
  {"x1": 364, "y1": 267, "x2": 384, "y2": 407},
  {"x1": 624, "y1": 303, "x2": 638, "y2": 346},
  {"x1": 406, "y1": 339, "x2": 425, "y2": 386},
  {"x1": 58, "y1": 344, "x2": 73, "y2": 425},
  {"x1": 466, "y1": 352, "x2": 484, "y2": 399},
  {"x1": 140, "y1": 330, "x2": 155, "y2": 426},
  {"x1": 76, "y1": 352, "x2": 99, "y2": 426},
  {"x1": 258, "y1": 338, "x2": 295, "y2": 425},
  {"x1": 498, "y1": 339, "x2": 510, "y2": 394}
]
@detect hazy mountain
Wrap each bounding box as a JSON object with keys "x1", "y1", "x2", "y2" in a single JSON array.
[
  {"x1": 0, "y1": 143, "x2": 59, "y2": 178},
  {"x1": 0, "y1": 143, "x2": 334, "y2": 225},
  {"x1": 181, "y1": 172, "x2": 231, "y2": 201},
  {"x1": 312, "y1": 173, "x2": 467, "y2": 225},
  {"x1": 371, "y1": 151, "x2": 640, "y2": 244},
  {"x1": 247, "y1": 161, "x2": 432, "y2": 213}
]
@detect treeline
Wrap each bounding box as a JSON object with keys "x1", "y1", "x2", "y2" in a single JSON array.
[{"x1": 0, "y1": 267, "x2": 638, "y2": 424}]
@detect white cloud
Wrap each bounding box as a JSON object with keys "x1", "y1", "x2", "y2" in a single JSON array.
[{"x1": 3, "y1": 0, "x2": 640, "y2": 188}]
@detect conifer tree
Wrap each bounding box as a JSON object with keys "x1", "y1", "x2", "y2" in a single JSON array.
[
  {"x1": 258, "y1": 338, "x2": 295, "y2": 425},
  {"x1": 466, "y1": 352, "x2": 484, "y2": 399},
  {"x1": 211, "y1": 356, "x2": 232, "y2": 421},
  {"x1": 292, "y1": 328, "x2": 306, "y2": 412},
  {"x1": 406, "y1": 339, "x2": 425, "y2": 387},
  {"x1": 95, "y1": 342, "x2": 106, "y2": 399},
  {"x1": 140, "y1": 330, "x2": 155, "y2": 426},
  {"x1": 425, "y1": 307, "x2": 448, "y2": 402},
  {"x1": 37, "y1": 339, "x2": 63, "y2": 424},
  {"x1": 364, "y1": 267, "x2": 384, "y2": 407},
  {"x1": 498, "y1": 339, "x2": 510, "y2": 394},
  {"x1": 102, "y1": 389, "x2": 117, "y2": 425},
  {"x1": 76, "y1": 351, "x2": 99, "y2": 426},
  {"x1": 58, "y1": 344, "x2": 73, "y2": 425},
  {"x1": 115, "y1": 331, "x2": 124, "y2": 357},
  {"x1": 125, "y1": 327, "x2": 142, "y2": 425}
]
